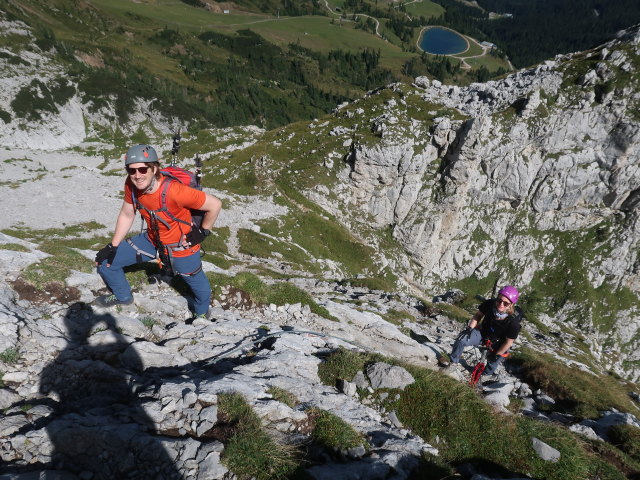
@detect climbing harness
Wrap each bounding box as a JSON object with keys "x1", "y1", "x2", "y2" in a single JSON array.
[{"x1": 126, "y1": 237, "x2": 156, "y2": 263}]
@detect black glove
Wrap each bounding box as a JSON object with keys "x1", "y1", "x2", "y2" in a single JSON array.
[
  {"x1": 95, "y1": 243, "x2": 117, "y2": 265},
  {"x1": 186, "y1": 227, "x2": 210, "y2": 246},
  {"x1": 456, "y1": 325, "x2": 473, "y2": 342},
  {"x1": 487, "y1": 351, "x2": 500, "y2": 363}
]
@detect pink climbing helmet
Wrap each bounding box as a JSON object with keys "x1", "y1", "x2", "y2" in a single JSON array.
[{"x1": 498, "y1": 285, "x2": 519, "y2": 304}]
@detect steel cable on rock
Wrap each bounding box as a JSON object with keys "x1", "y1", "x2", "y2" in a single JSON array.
[{"x1": 200, "y1": 328, "x2": 369, "y2": 368}]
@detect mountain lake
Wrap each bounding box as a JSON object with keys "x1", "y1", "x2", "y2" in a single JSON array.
[{"x1": 419, "y1": 27, "x2": 468, "y2": 55}]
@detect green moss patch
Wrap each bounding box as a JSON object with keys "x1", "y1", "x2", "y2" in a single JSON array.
[{"x1": 510, "y1": 348, "x2": 637, "y2": 419}]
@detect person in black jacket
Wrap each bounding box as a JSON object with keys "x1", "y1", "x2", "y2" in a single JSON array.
[{"x1": 440, "y1": 285, "x2": 523, "y2": 375}]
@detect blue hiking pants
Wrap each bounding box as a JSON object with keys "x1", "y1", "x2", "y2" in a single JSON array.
[
  {"x1": 450, "y1": 328, "x2": 505, "y2": 375},
  {"x1": 97, "y1": 233, "x2": 211, "y2": 315}
]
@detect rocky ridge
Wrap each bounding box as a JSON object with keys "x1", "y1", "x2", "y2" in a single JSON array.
[
  {"x1": 1, "y1": 234, "x2": 639, "y2": 479},
  {"x1": 0, "y1": 18, "x2": 173, "y2": 151}
]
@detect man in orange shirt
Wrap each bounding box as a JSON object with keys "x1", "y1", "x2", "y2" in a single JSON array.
[{"x1": 94, "y1": 144, "x2": 222, "y2": 323}]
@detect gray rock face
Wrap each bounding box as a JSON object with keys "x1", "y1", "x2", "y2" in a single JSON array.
[
  {"x1": 531, "y1": 437, "x2": 561, "y2": 462},
  {"x1": 569, "y1": 423, "x2": 599, "y2": 440},
  {"x1": 482, "y1": 378, "x2": 515, "y2": 408},
  {"x1": 580, "y1": 408, "x2": 640, "y2": 440},
  {"x1": 366, "y1": 362, "x2": 415, "y2": 390}
]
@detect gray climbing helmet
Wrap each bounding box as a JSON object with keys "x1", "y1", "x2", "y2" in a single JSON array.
[{"x1": 124, "y1": 145, "x2": 158, "y2": 166}]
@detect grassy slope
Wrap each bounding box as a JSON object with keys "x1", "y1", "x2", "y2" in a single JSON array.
[
  {"x1": 10, "y1": 0, "x2": 509, "y2": 91},
  {"x1": 318, "y1": 349, "x2": 640, "y2": 480},
  {"x1": 404, "y1": 0, "x2": 446, "y2": 18}
]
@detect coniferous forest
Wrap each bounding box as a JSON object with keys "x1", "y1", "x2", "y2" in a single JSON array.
[
  {"x1": 5, "y1": 0, "x2": 640, "y2": 131},
  {"x1": 429, "y1": 0, "x2": 640, "y2": 68}
]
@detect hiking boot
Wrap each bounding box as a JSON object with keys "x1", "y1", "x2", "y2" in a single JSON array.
[
  {"x1": 93, "y1": 294, "x2": 134, "y2": 308},
  {"x1": 185, "y1": 313, "x2": 208, "y2": 325},
  {"x1": 437, "y1": 355, "x2": 451, "y2": 367}
]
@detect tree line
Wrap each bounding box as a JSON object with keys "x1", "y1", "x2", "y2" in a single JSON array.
[
  {"x1": 67, "y1": 27, "x2": 397, "y2": 130},
  {"x1": 217, "y1": 0, "x2": 326, "y2": 16}
]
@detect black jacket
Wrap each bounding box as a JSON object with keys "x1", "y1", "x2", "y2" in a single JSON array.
[{"x1": 478, "y1": 299, "x2": 523, "y2": 347}]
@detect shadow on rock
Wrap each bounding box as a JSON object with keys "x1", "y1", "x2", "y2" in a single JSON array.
[
  {"x1": 38, "y1": 302, "x2": 183, "y2": 479},
  {"x1": 455, "y1": 457, "x2": 534, "y2": 480}
]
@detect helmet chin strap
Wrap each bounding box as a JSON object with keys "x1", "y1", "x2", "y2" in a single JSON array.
[{"x1": 142, "y1": 175, "x2": 157, "y2": 194}]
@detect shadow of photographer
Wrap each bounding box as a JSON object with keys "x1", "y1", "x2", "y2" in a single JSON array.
[{"x1": 39, "y1": 302, "x2": 183, "y2": 479}]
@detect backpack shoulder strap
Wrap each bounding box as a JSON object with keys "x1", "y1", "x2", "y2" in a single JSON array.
[
  {"x1": 133, "y1": 175, "x2": 192, "y2": 230},
  {"x1": 130, "y1": 184, "x2": 140, "y2": 213},
  {"x1": 156, "y1": 176, "x2": 191, "y2": 229},
  {"x1": 130, "y1": 177, "x2": 170, "y2": 212},
  {"x1": 510, "y1": 306, "x2": 524, "y2": 324}
]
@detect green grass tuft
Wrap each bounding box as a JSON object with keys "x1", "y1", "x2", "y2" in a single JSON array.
[
  {"x1": 231, "y1": 272, "x2": 269, "y2": 302},
  {"x1": 2, "y1": 222, "x2": 106, "y2": 243},
  {"x1": 307, "y1": 407, "x2": 365, "y2": 451},
  {"x1": 316, "y1": 347, "x2": 385, "y2": 387},
  {"x1": 206, "y1": 271, "x2": 234, "y2": 297},
  {"x1": 381, "y1": 308, "x2": 415, "y2": 326},
  {"x1": 265, "y1": 282, "x2": 338, "y2": 321},
  {"x1": 219, "y1": 392, "x2": 298, "y2": 480},
  {"x1": 510, "y1": 348, "x2": 637, "y2": 419},
  {"x1": 0, "y1": 348, "x2": 20, "y2": 364},
  {"x1": 0, "y1": 243, "x2": 30, "y2": 252},
  {"x1": 219, "y1": 391, "x2": 263, "y2": 432},
  {"x1": 140, "y1": 317, "x2": 157, "y2": 328},
  {"x1": 267, "y1": 386, "x2": 298, "y2": 409},
  {"x1": 223, "y1": 272, "x2": 338, "y2": 321},
  {"x1": 339, "y1": 276, "x2": 396, "y2": 292},
  {"x1": 124, "y1": 264, "x2": 159, "y2": 291},
  {"x1": 607, "y1": 424, "x2": 640, "y2": 463},
  {"x1": 21, "y1": 242, "x2": 94, "y2": 290},
  {"x1": 427, "y1": 300, "x2": 473, "y2": 323},
  {"x1": 202, "y1": 226, "x2": 230, "y2": 255}
]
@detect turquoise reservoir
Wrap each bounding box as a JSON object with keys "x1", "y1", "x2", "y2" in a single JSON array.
[{"x1": 419, "y1": 27, "x2": 467, "y2": 55}]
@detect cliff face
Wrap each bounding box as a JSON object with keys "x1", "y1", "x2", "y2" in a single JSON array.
[
  {"x1": 339, "y1": 28, "x2": 640, "y2": 286},
  {"x1": 0, "y1": 19, "x2": 172, "y2": 150},
  {"x1": 307, "y1": 27, "x2": 640, "y2": 378}
]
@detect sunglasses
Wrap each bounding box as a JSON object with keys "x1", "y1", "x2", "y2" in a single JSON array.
[
  {"x1": 496, "y1": 298, "x2": 512, "y2": 307},
  {"x1": 126, "y1": 166, "x2": 150, "y2": 175}
]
